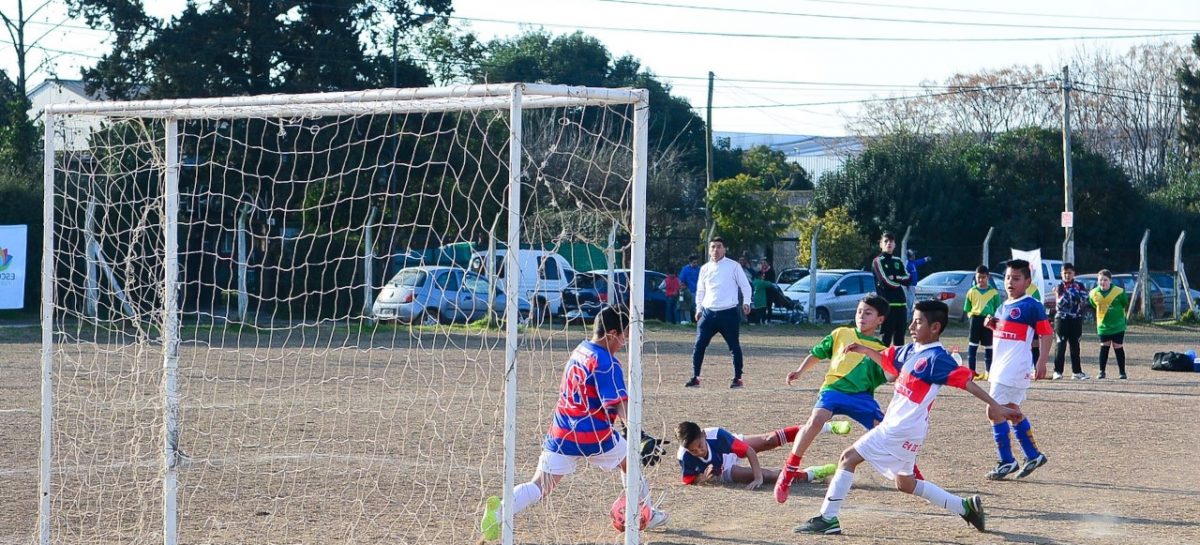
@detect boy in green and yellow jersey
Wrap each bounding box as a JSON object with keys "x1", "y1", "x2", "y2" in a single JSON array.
[
  {"x1": 963, "y1": 266, "x2": 1001, "y2": 380},
  {"x1": 1088, "y1": 269, "x2": 1130, "y2": 379},
  {"x1": 775, "y1": 295, "x2": 916, "y2": 503}
]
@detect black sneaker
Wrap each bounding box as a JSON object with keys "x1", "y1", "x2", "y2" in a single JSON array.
[
  {"x1": 1016, "y1": 453, "x2": 1048, "y2": 479},
  {"x1": 794, "y1": 515, "x2": 841, "y2": 535},
  {"x1": 1097, "y1": 371, "x2": 1106, "y2": 379},
  {"x1": 960, "y1": 495, "x2": 985, "y2": 532},
  {"x1": 730, "y1": 378, "x2": 744, "y2": 389},
  {"x1": 684, "y1": 377, "x2": 701, "y2": 388},
  {"x1": 986, "y1": 460, "x2": 1020, "y2": 480},
  {"x1": 1118, "y1": 373, "x2": 1127, "y2": 380}
]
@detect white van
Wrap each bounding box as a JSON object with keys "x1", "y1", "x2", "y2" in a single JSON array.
[{"x1": 469, "y1": 249, "x2": 576, "y2": 319}]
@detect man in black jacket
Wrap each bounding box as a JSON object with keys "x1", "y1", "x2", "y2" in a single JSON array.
[{"x1": 871, "y1": 232, "x2": 910, "y2": 346}]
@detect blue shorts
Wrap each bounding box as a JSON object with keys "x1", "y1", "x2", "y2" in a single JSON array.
[{"x1": 814, "y1": 390, "x2": 884, "y2": 430}]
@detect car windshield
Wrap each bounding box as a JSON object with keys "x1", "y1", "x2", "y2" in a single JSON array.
[
  {"x1": 388, "y1": 269, "x2": 425, "y2": 287},
  {"x1": 787, "y1": 273, "x2": 839, "y2": 293},
  {"x1": 572, "y1": 274, "x2": 606, "y2": 290},
  {"x1": 919, "y1": 272, "x2": 967, "y2": 288}
]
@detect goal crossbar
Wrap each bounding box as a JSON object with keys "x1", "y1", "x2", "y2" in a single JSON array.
[{"x1": 43, "y1": 83, "x2": 647, "y2": 118}]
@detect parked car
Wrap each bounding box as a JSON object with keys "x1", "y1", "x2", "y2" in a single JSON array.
[
  {"x1": 914, "y1": 270, "x2": 1004, "y2": 322},
  {"x1": 775, "y1": 267, "x2": 810, "y2": 290},
  {"x1": 1147, "y1": 271, "x2": 1200, "y2": 313},
  {"x1": 1075, "y1": 273, "x2": 1168, "y2": 320},
  {"x1": 468, "y1": 249, "x2": 576, "y2": 319},
  {"x1": 782, "y1": 269, "x2": 875, "y2": 324},
  {"x1": 561, "y1": 269, "x2": 669, "y2": 323},
  {"x1": 372, "y1": 266, "x2": 531, "y2": 325}
]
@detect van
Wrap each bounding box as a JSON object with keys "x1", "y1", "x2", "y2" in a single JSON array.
[{"x1": 469, "y1": 249, "x2": 576, "y2": 319}]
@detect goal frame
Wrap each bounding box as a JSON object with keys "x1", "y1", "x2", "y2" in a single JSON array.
[{"x1": 40, "y1": 83, "x2": 650, "y2": 545}]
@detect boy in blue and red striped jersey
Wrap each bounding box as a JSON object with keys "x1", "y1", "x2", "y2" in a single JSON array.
[
  {"x1": 480, "y1": 307, "x2": 667, "y2": 541},
  {"x1": 982, "y1": 259, "x2": 1052, "y2": 481},
  {"x1": 793, "y1": 300, "x2": 1022, "y2": 535},
  {"x1": 675, "y1": 421, "x2": 838, "y2": 490}
]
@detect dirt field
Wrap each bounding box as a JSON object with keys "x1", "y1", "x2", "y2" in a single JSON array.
[{"x1": 2, "y1": 321, "x2": 1199, "y2": 545}]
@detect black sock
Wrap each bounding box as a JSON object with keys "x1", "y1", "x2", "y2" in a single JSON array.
[
  {"x1": 1099, "y1": 345, "x2": 1110, "y2": 374},
  {"x1": 984, "y1": 347, "x2": 993, "y2": 372},
  {"x1": 968, "y1": 345, "x2": 979, "y2": 371},
  {"x1": 1115, "y1": 347, "x2": 1126, "y2": 375}
]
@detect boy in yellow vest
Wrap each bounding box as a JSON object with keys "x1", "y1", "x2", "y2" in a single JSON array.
[
  {"x1": 1088, "y1": 269, "x2": 1130, "y2": 379},
  {"x1": 963, "y1": 265, "x2": 1001, "y2": 380}
]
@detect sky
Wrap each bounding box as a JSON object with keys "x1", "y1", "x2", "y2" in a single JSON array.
[{"x1": 2, "y1": 0, "x2": 1198, "y2": 136}]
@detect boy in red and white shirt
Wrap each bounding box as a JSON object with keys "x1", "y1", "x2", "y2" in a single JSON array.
[{"x1": 793, "y1": 300, "x2": 1022, "y2": 536}]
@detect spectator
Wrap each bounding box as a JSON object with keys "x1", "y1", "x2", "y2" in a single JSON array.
[
  {"x1": 686, "y1": 236, "x2": 753, "y2": 389},
  {"x1": 750, "y1": 275, "x2": 771, "y2": 325},
  {"x1": 871, "y1": 232, "x2": 911, "y2": 347},
  {"x1": 904, "y1": 249, "x2": 932, "y2": 317},
  {"x1": 679, "y1": 283, "x2": 696, "y2": 324},
  {"x1": 664, "y1": 272, "x2": 682, "y2": 324},
  {"x1": 679, "y1": 255, "x2": 701, "y2": 295},
  {"x1": 1052, "y1": 263, "x2": 1089, "y2": 380},
  {"x1": 758, "y1": 258, "x2": 776, "y2": 282}
]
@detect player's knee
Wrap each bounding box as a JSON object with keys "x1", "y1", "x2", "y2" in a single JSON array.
[
  {"x1": 894, "y1": 475, "x2": 916, "y2": 494},
  {"x1": 1112, "y1": 343, "x2": 1123, "y2": 349}
]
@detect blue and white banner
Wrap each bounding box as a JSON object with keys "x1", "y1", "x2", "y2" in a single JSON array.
[{"x1": 0, "y1": 225, "x2": 28, "y2": 309}]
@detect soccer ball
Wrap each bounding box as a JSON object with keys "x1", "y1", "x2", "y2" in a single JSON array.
[{"x1": 610, "y1": 494, "x2": 651, "y2": 532}]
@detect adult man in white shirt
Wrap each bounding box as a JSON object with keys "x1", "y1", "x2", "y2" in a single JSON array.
[{"x1": 686, "y1": 236, "x2": 753, "y2": 389}]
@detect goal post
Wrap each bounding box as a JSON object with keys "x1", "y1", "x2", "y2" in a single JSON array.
[{"x1": 41, "y1": 83, "x2": 651, "y2": 545}]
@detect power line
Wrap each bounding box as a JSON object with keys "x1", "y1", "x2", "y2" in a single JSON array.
[
  {"x1": 700, "y1": 80, "x2": 1055, "y2": 109},
  {"x1": 594, "y1": 0, "x2": 1200, "y2": 33},
  {"x1": 446, "y1": 15, "x2": 1194, "y2": 43},
  {"x1": 789, "y1": 0, "x2": 1200, "y2": 25}
]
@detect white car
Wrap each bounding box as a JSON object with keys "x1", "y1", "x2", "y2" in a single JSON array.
[{"x1": 783, "y1": 270, "x2": 875, "y2": 324}]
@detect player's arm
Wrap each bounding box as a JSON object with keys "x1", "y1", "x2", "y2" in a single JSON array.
[
  {"x1": 742, "y1": 445, "x2": 764, "y2": 490},
  {"x1": 786, "y1": 354, "x2": 822, "y2": 385},
  {"x1": 846, "y1": 343, "x2": 898, "y2": 381},
  {"x1": 737, "y1": 267, "x2": 753, "y2": 315},
  {"x1": 964, "y1": 380, "x2": 1023, "y2": 422}
]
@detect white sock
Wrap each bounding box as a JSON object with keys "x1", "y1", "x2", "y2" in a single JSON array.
[
  {"x1": 913, "y1": 480, "x2": 966, "y2": 516},
  {"x1": 820, "y1": 422, "x2": 832, "y2": 434},
  {"x1": 637, "y1": 475, "x2": 651, "y2": 506},
  {"x1": 507, "y1": 481, "x2": 543, "y2": 517},
  {"x1": 820, "y1": 469, "x2": 855, "y2": 520}
]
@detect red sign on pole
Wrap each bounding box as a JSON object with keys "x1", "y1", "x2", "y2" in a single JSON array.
[{"x1": 1061, "y1": 212, "x2": 1074, "y2": 228}]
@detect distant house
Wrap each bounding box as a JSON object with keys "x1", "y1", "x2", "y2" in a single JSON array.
[
  {"x1": 27, "y1": 79, "x2": 145, "y2": 152},
  {"x1": 714, "y1": 131, "x2": 862, "y2": 182}
]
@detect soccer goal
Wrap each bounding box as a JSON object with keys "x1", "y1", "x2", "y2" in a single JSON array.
[{"x1": 41, "y1": 84, "x2": 651, "y2": 545}]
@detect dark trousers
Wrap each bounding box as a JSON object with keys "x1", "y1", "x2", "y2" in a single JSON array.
[
  {"x1": 665, "y1": 296, "x2": 679, "y2": 324},
  {"x1": 1054, "y1": 316, "x2": 1084, "y2": 375},
  {"x1": 692, "y1": 307, "x2": 744, "y2": 380},
  {"x1": 882, "y1": 305, "x2": 908, "y2": 346}
]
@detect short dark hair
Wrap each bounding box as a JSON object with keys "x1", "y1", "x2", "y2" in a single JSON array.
[
  {"x1": 688, "y1": 254, "x2": 699, "y2": 262},
  {"x1": 1063, "y1": 262, "x2": 1075, "y2": 272},
  {"x1": 880, "y1": 231, "x2": 896, "y2": 242},
  {"x1": 709, "y1": 236, "x2": 725, "y2": 245},
  {"x1": 914, "y1": 299, "x2": 949, "y2": 333},
  {"x1": 1099, "y1": 269, "x2": 1112, "y2": 279},
  {"x1": 676, "y1": 421, "x2": 703, "y2": 445},
  {"x1": 860, "y1": 294, "x2": 889, "y2": 316},
  {"x1": 975, "y1": 265, "x2": 989, "y2": 275},
  {"x1": 593, "y1": 306, "x2": 630, "y2": 338},
  {"x1": 1006, "y1": 259, "x2": 1031, "y2": 279}
]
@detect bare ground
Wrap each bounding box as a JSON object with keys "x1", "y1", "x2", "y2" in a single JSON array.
[{"x1": 1, "y1": 321, "x2": 1198, "y2": 545}]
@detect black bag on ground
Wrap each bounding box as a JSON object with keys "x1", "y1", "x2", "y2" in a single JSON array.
[{"x1": 1150, "y1": 352, "x2": 1194, "y2": 372}]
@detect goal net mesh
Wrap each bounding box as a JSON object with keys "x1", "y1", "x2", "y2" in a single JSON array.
[{"x1": 43, "y1": 85, "x2": 660, "y2": 545}]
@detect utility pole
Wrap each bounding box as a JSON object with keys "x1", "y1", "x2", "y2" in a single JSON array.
[
  {"x1": 705, "y1": 71, "x2": 715, "y2": 228},
  {"x1": 1061, "y1": 66, "x2": 1075, "y2": 264},
  {"x1": 391, "y1": 27, "x2": 399, "y2": 87}
]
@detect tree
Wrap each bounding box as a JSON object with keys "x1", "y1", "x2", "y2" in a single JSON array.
[
  {"x1": 0, "y1": 0, "x2": 51, "y2": 171},
  {"x1": 794, "y1": 206, "x2": 873, "y2": 269},
  {"x1": 740, "y1": 145, "x2": 812, "y2": 190},
  {"x1": 1181, "y1": 35, "x2": 1200, "y2": 166},
  {"x1": 706, "y1": 174, "x2": 795, "y2": 254},
  {"x1": 69, "y1": 0, "x2": 450, "y2": 99}
]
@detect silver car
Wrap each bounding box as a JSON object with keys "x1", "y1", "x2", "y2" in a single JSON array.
[
  {"x1": 372, "y1": 266, "x2": 530, "y2": 325},
  {"x1": 783, "y1": 270, "x2": 875, "y2": 324},
  {"x1": 915, "y1": 271, "x2": 1004, "y2": 322}
]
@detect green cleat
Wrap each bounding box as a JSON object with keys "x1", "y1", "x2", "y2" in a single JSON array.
[
  {"x1": 480, "y1": 495, "x2": 501, "y2": 541},
  {"x1": 806, "y1": 463, "x2": 838, "y2": 481},
  {"x1": 794, "y1": 515, "x2": 842, "y2": 535},
  {"x1": 961, "y1": 495, "x2": 985, "y2": 532},
  {"x1": 829, "y1": 421, "x2": 852, "y2": 435}
]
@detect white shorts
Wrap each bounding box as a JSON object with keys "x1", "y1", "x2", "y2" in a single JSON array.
[
  {"x1": 853, "y1": 426, "x2": 918, "y2": 480},
  {"x1": 989, "y1": 381, "x2": 1028, "y2": 406},
  {"x1": 537, "y1": 435, "x2": 628, "y2": 476},
  {"x1": 718, "y1": 453, "x2": 741, "y2": 482}
]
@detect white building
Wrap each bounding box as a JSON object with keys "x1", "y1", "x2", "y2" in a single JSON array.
[{"x1": 27, "y1": 79, "x2": 145, "y2": 152}]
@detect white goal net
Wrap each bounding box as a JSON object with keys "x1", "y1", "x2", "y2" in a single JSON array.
[{"x1": 41, "y1": 84, "x2": 652, "y2": 545}]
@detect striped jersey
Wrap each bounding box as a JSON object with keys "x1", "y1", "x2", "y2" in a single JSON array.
[
  {"x1": 811, "y1": 327, "x2": 888, "y2": 394},
  {"x1": 990, "y1": 295, "x2": 1054, "y2": 388},
  {"x1": 1089, "y1": 286, "x2": 1129, "y2": 335},
  {"x1": 877, "y1": 342, "x2": 974, "y2": 447},
  {"x1": 542, "y1": 341, "x2": 628, "y2": 457},
  {"x1": 676, "y1": 427, "x2": 748, "y2": 484},
  {"x1": 963, "y1": 285, "x2": 1001, "y2": 318}
]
